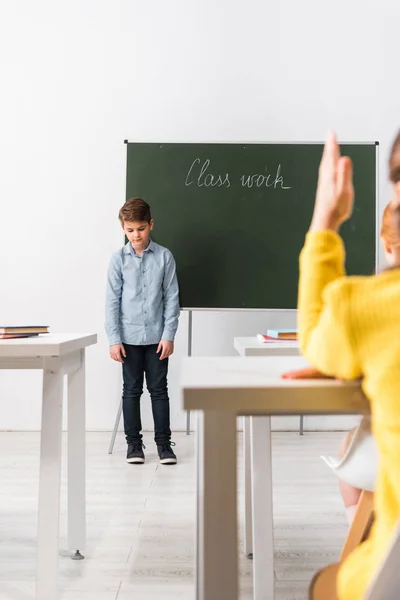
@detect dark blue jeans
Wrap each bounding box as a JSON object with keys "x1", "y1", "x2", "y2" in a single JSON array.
[{"x1": 122, "y1": 344, "x2": 171, "y2": 444}]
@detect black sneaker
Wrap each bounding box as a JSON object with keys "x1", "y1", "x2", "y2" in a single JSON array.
[
  {"x1": 157, "y1": 441, "x2": 177, "y2": 465},
  {"x1": 127, "y1": 442, "x2": 145, "y2": 464}
]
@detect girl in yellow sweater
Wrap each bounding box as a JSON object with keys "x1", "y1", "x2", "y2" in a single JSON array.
[
  {"x1": 284, "y1": 195, "x2": 400, "y2": 526},
  {"x1": 295, "y1": 130, "x2": 400, "y2": 600}
]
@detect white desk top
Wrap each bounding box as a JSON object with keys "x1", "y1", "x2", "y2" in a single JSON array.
[
  {"x1": 181, "y1": 356, "x2": 369, "y2": 416},
  {"x1": 0, "y1": 333, "x2": 97, "y2": 357},
  {"x1": 234, "y1": 336, "x2": 299, "y2": 356}
]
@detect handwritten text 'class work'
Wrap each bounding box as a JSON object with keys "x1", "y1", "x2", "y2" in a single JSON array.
[{"x1": 184, "y1": 158, "x2": 291, "y2": 190}]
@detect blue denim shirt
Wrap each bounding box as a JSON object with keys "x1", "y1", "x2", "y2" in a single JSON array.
[{"x1": 105, "y1": 240, "x2": 180, "y2": 346}]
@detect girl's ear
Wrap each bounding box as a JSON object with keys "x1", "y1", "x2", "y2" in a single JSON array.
[{"x1": 381, "y1": 237, "x2": 392, "y2": 256}]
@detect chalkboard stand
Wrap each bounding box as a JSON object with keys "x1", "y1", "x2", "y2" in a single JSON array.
[
  {"x1": 108, "y1": 399, "x2": 122, "y2": 454},
  {"x1": 186, "y1": 310, "x2": 193, "y2": 435}
]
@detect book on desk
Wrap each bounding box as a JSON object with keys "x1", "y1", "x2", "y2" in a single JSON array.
[
  {"x1": 257, "y1": 329, "x2": 298, "y2": 343},
  {"x1": 0, "y1": 325, "x2": 49, "y2": 340}
]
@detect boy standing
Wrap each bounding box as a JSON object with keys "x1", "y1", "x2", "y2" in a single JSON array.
[{"x1": 105, "y1": 197, "x2": 180, "y2": 465}]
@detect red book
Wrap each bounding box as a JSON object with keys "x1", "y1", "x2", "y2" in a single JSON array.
[
  {"x1": 257, "y1": 334, "x2": 297, "y2": 343},
  {"x1": 0, "y1": 333, "x2": 41, "y2": 339}
]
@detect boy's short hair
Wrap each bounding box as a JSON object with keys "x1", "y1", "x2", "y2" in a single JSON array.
[{"x1": 119, "y1": 198, "x2": 152, "y2": 224}]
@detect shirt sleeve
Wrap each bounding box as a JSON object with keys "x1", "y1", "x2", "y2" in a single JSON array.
[
  {"x1": 161, "y1": 252, "x2": 180, "y2": 342},
  {"x1": 297, "y1": 230, "x2": 361, "y2": 380},
  {"x1": 105, "y1": 253, "x2": 123, "y2": 346}
]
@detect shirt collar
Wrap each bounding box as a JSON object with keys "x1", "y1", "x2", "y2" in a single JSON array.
[{"x1": 124, "y1": 239, "x2": 154, "y2": 255}]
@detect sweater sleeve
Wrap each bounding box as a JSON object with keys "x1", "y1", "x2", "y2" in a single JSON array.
[{"x1": 297, "y1": 230, "x2": 361, "y2": 380}]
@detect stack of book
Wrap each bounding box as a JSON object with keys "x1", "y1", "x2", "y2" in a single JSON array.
[
  {"x1": 257, "y1": 329, "x2": 297, "y2": 343},
  {"x1": 0, "y1": 325, "x2": 49, "y2": 340}
]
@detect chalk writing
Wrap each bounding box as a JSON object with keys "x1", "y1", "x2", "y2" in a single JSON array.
[
  {"x1": 185, "y1": 158, "x2": 231, "y2": 188},
  {"x1": 184, "y1": 159, "x2": 291, "y2": 190},
  {"x1": 240, "y1": 165, "x2": 291, "y2": 189}
]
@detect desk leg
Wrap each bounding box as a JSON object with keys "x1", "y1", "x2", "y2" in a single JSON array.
[
  {"x1": 67, "y1": 349, "x2": 86, "y2": 559},
  {"x1": 186, "y1": 409, "x2": 191, "y2": 435},
  {"x1": 251, "y1": 416, "x2": 274, "y2": 600},
  {"x1": 243, "y1": 416, "x2": 253, "y2": 557},
  {"x1": 197, "y1": 410, "x2": 238, "y2": 600},
  {"x1": 36, "y1": 359, "x2": 63, "y2": 600}
]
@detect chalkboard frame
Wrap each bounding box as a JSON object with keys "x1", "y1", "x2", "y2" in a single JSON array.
[{"x1": 124, "y1": 141, "x2": 379, "y2": 311}]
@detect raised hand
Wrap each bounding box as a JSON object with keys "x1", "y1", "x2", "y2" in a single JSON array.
[{"x1": 310, "y1": 131, "x2": 354, "y2": 232}]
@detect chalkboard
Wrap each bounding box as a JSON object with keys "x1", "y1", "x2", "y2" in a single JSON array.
[{"x1": 125, "y1": 142, "x2": 377, "y2": 309}]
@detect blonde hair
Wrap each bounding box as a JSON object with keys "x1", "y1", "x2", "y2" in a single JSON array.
[
  {"x1": 389, "y1": 130, "x2": 400, "y2": 184},
  {"x1": 381, "y1": 200, "x2": 400, "y2": 247},
  {"x1": 380, "y1": 131, "x2": 400, "y2": 248}
]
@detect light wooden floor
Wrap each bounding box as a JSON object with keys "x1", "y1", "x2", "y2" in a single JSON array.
[{"x1": 0, "y1": 430, "x2": 347, "y2": 599}]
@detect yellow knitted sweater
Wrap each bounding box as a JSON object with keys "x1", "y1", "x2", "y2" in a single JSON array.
[{"x1": 298, "y1": 230, "x2": 400, "y2": 600}]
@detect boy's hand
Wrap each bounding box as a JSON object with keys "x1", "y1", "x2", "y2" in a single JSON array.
[
  {"x1": 109, "y1": 343, "x2": 126, "y2": 363},
  {"x1": 310, "y1": 131, "x2": 354, "y2": 232},
  {"x1": 157, "y1": 340, "x2": 174, "y2": 360}
]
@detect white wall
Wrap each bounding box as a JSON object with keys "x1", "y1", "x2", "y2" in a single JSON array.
[{"x1": 0, "y1": 0, "x2": 397, "y2": 433}]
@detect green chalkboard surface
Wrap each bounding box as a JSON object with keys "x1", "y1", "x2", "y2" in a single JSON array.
[{"x1": 125, "y1": 142, "x2": 377, "y2": 309}]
